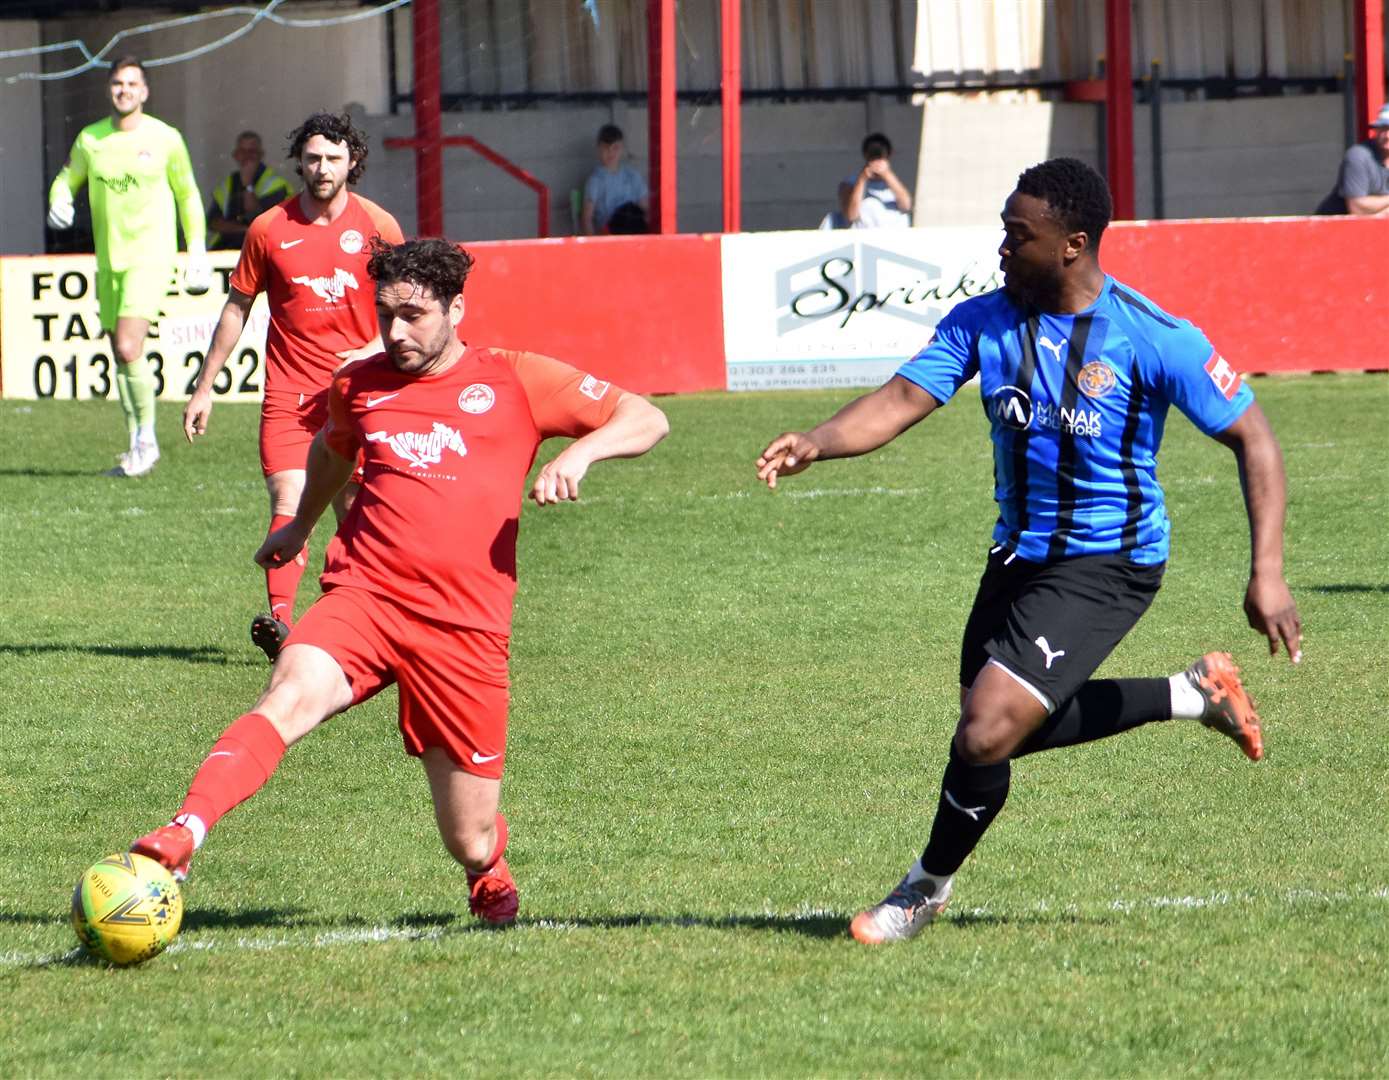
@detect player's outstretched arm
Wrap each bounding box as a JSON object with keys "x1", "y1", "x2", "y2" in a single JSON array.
[
  {"x1": 1212, "y1": 401, "x2": 1303, "y2": 663},
  {"x1": 531, "y1": 392, "x2": 669, "y2": 506},
  {"x1": 756, "y1": 375, "x2": 939, "y2": 489},
  {"x1": 184, "y1": 289, "x2": 255, "y2": 441},
  {"x1": 255, "y1": 431, "x2": 355, "y2": 567}
]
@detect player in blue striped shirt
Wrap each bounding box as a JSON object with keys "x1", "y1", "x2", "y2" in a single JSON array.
[{"x1": 756, "y1": 158, "x2": 1302, "y2": 945}]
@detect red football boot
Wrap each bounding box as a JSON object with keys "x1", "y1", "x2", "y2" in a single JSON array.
[
  {"x1": 467, "y1": 856, "x2": 519, "y2": 926},
  {"x1": 130, "y1": 824, "x2": 194, "y2": 882}
]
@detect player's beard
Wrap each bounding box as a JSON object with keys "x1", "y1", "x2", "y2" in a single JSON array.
[
  {"x1": 307, "y1": 174, "x2": 347, "y2": 205},
  {"x1": 389, "y1": 323, "x2": 456, "y2": 375}
]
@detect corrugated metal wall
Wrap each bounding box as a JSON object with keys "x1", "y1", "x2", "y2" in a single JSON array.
[{"x1": 433, "y1": 0, "x2": 1367, "y2": 98}]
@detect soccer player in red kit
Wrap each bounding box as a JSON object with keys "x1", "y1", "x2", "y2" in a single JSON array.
[
  {"x1": 132, "y1": 238, "x2": 669, "y2": 925},
  {"x1": 183, "y1": 112, "x2": 404, "y2": 660}
]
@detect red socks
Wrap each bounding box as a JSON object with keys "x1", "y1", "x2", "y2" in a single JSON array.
[
  {"x1": 178, "y1": 712, "x2": 287, "y2": 831},
  {"x1": 265, "y1": 514, "x2": 307, "y2": 625},
  {"x1": 476, "y1": 813, "x2": 509, "y2": 873}
]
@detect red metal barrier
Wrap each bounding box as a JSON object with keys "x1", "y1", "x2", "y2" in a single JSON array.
[
  {"x1": 385, "y1": 135, "x2": 551, "y2": 238},
  {"x1": 460, "y1": 233, "x2": 726, "y2": 395}
]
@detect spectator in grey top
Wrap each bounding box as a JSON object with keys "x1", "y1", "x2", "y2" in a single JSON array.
[
  {"x1": 581, "y1": 124, "x2": 649, "y2": 235},
  {"x1": 1316, "y1": 104, "x2": 1389, "y2": 215}
]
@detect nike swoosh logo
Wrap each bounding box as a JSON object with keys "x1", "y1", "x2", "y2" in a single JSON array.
[
  {"x1": 365, "y1": 393, "x2": 400, "y2": 408},
  {"x1": 205, "y1": 751, "x2": 235, "y2": 760},
  {"x1": 471, "y1": 751, "x2": 500, "y2": 765},
  {"x1": 280, "y1": 239, "x2": 304, "y2": 249}
]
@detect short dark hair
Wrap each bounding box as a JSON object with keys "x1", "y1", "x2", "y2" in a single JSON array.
[
  {"x1": 109, "y1": 56, "x2": 146, "y2": 80},
  {"x1": 287, "y1": 112, "x2": 369, "y2": 185},
  {"x1": 236, "y1": 130, "x2": 262, "y2": 144},
  {"x1": 597, "y1": 124, "x2": 624, "y2": 146},
  {"x1": 367, "y1": 237, "x2": 475, "y2": 305},
  {"x1": 862, "y1": 132, "x2": 892, "y2": 159},
  {"x1": 1015, "y1": 157, "x2": 1113, "y2": 248}
]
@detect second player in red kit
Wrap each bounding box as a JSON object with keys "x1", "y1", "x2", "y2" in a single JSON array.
[{"x1": 184, "y1": 113, "x2": 403, "y2": 659}]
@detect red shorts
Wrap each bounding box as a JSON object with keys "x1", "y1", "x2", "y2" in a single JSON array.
[
  {"x1": 287, "y1": 585, "x2": 511, "y2": 778},
  {"x1": 260, "y1": 388, "x2": 365, "y2": 481},
  {"x1": 259, "y1": 388, "x2": 327, "y2": 477}
]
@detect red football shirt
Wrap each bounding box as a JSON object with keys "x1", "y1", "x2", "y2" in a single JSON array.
[
  {"x1": 320, "y1": 346, "x2": 622, "y2": 633},
  {"x1": 232, "y1": 193, "x2": 404, "y2": 396}
]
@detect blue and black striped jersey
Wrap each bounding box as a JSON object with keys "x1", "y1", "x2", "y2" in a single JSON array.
[{"x1": 896, "y1": 275, "x2": 1253, "y2": 564}]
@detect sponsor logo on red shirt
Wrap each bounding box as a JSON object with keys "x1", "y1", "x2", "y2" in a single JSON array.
[
  {"x1": 365, "y1": 423, "x2": 468, "y2": 469},
  {"x1": 290, "y1": 268, "x2": 359, "y2": 303}
]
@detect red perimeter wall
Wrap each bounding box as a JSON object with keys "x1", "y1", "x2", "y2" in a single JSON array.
[
  {"x1": 460, "y1": 233, "x2": 726, "y2": 395},
  {"x1": 459, "y1": 218, "x2": 1387, "y2": 390},
  {"x1": 1104, "y1": 217, "x2": 1389, "y2": 372}
]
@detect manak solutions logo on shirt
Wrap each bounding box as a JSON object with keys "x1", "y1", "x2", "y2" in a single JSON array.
[{"x1": 988, "y1": 385, "x2": 1103, "y2": 438}]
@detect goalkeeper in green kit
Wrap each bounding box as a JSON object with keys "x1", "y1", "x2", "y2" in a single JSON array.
[{"x1": 47, "y1": 56, "x2": 211, "y2": 477}]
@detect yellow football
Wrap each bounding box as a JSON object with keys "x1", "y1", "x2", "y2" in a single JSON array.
[{"x1": 71, "y1": 852, "x2": 183, "y2": 966}]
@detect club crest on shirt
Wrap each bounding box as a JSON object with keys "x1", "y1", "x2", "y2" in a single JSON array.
[
  {"x1": 458, "y1": 383, "x2": 495, "y2": 414},
  {"x1": 1204, "y1": 352, "x2": 1242, "y2": 400},
  {"x1": 579, "y1": 374, "x2": 610, "y2": 401},
  {"x1": 339, "y1": 229, "x2": 364, "y2": 254},
  {"x1": 1076, "y1": 360, "x2": 1116, "y2": 399}
]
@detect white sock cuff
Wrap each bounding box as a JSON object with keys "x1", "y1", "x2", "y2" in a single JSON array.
[
  {"x1": 904, "y1": 858, "x2": 952, "y2": 898},
  {"x1": 1168, "y1": 671, "x2": 1206, "y2": 720},
  {"x1": 173, "y1": 813, "x2": 208, "y2": 849}
]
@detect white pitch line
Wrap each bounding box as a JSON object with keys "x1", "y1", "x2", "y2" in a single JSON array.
[
  {"x1": 537, "y1": 486, "x2": 933, "y2": 508},
  {"x1": 7, "y1": 886, "x2": 1385, "y2": 969},
  {"x1": 783, "y1": 486, "x2": 928, "y2": 500}
]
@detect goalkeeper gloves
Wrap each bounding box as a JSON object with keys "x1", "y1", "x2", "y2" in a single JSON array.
[
  {"x1": 183, "y1": 246, "x2": 213, "y2": 296},
  {"x1": 47, "y1": 194, "x2": 75, "y2": 230}
]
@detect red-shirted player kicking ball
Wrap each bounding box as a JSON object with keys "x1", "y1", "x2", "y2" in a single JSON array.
[
  {"x1": 134, "y1": 238, "x2": 669, "y2": 925},
  {"x1": 183, "y1": 113, "x2": 404, "y2": 661}
]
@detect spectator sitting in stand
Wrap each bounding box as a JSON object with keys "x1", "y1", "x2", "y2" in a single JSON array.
[
  {"x1": 1316, "y1": 104, "x2": 1389, "y2": 216},
  {"x1": 581, "y1": 124, "x2": 649, "y2": 235}
]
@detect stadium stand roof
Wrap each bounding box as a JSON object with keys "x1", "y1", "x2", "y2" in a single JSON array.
[
  {"x1": 0, "y1": 1, "x2": 377, "y2": 15},
  {"x1": 0, "y1": 1, "x2": 207, "y2": 13}
]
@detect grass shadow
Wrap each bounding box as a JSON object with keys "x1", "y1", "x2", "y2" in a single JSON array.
[
  {"x1": 0, "y1": 912, "x2": 66, "y2": 926},
  {"x1": 0, "y1": 642, "x2": 257, "y2": 666},
  {"x1": 1306, "y1": 583, "x2": 1389, "y2": 594},
  {"x1": 181, "y1": 906, "x2": 315, "y2": 933},
  {"x1": 0, "y1": 468, "x2": 120, "y2": 478},
  {"x1": 946, "y1": 910, "x2": 1114, "y2": 929},
  {"x1": 489, "y1": 911, "x2": 850, "y2": 939}
]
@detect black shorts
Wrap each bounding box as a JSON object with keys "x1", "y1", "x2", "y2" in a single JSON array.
[{"x1": 959, "y1": 545, "x2": 1165, "y2": 710}]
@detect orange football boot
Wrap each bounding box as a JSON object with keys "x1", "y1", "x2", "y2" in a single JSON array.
[{"x1": 1186, "y1": 651, "x2": 1264, "y2": 762}]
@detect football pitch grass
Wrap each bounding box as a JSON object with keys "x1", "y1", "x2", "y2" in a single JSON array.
[{"x1": 2, "y1": 374, "x2": 1386, "y2": 1077}]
